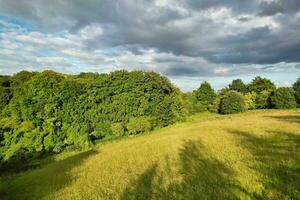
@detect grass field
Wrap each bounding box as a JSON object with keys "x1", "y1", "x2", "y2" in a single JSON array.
[{"x1": 0, "y1": 109, "x2": 300, "y2": 200}]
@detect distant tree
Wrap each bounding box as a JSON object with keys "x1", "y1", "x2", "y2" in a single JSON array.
[
  {"x1": 218, "y1": 87, "x2": 231, "y2": 96},
  {"x1": 270, "y1": 87, "x2": 297, "y2": 109},
  {"x1": 255, "y1": 90, "x2": 271, "y2": 109},
  {"x1": 229, "y1": 79, "x2": 247, "y2": 93},
  {"x1": 248, "y1": 76, "x2": 276, "y2": 93},
  {"x1": 219, "y1": 91, "x2": 246, "y2": 114},
  {"x1": 194, "y1": 82, "x2": 216, "y2": 110},
  {"x1": 293, "y1": 78, "x2": 300, "y2": 106}
]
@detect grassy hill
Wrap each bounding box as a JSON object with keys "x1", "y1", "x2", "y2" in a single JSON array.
[{"x1": 1, "y1": 109, "x2": 299, "y2": 200}]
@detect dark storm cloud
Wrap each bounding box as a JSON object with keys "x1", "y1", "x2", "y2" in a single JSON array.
[
  {"x1": 0, "y1": 0, "x2": 300, "y2": 78},
  {"x1": 164, "y1": 65, "x2": 208, "y2": 76},
  {"x1": 259, "y1": 0, "x2": 300, "y2": 16}
]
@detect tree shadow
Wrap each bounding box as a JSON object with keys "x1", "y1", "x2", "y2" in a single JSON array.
[
  {"x1": 228, "y1": 130, "x2": 300, "y2": 199},
  {"x1": 0, "y1": 149, "x2": 98, "y2": 200},
  {"x1": 121, "y1": 140, "x2": 246, "y2": 200},
  {"x1": 265, "y1": 114, "x2": 300, "y2": 123}
]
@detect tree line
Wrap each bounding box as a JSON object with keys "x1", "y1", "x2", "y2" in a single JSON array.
[
  {"x1": 0, "y1": 70, "x2": 299, "y2": 169},
  {"x1": 184, "y1": 76, "x2": 300, "y2": 115}
]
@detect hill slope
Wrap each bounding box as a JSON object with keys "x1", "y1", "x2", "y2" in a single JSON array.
[{"x1": 1, "y1": 109, "x2": 300, "y2": 200}]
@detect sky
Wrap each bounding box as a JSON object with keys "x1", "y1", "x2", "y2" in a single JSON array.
[{"x1": 0, "y1": 0, "x2": 299, "y2": 91}]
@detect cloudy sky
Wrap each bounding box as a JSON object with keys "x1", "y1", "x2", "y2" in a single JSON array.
[{"x1": 0, "y1": 0, "x2": 299, "y2": 91}]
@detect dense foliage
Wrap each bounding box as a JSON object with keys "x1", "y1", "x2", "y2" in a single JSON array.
[
  {"x1": 248, "y1": 76, "x2": 276, "y2": 93},
  {"x1": 0, "y1": 70, "x2": 185, "y2": 167},
  {"x1": 229, "y1": 79, "x2": 247, "y2": 94},
  {"x1": 194, "y1": 82, "x2": 217, "y2": 111},
  {"x1": 244, "y1": 92, "x2": 256, "y2": 110},
  {"x1": 255, "y1": 90, "x2": 271, "y2": 109},
  {"x1": 219, "y1": 91, "x2": 246, "y2": 114},
  {"x1": 293, "y1": 78, "x2": 300, "y2": 106},
  {"x1": 270, "y1": 87, "x2": 297, "y2": 109}
]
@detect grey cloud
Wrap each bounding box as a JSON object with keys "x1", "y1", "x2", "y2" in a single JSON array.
[
  {"x1": 259, "y1": 0, "x2": 300, "y2": 16},
  {"x1": 0, "y1": 0, "x2": 300, "y2": 81}
]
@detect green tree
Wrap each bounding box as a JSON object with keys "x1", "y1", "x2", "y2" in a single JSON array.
[
  {"x1": 255, "y1": 90, "x2": 271, "y2": 109},
  {"x1": 0, "y1": 76, "x2": 12, "y2": 112},
  {"x1": 248, "y1": 76, "x2": 276, "y2": 93},
  {"x1": 0, "y1": 70, "x2": 185, "y2": 168},
  {"x1": 194, "y1": 82, "x2": 216, "y2": 110},
  {"x1": 229, "y1": 79, "x2": 247, "y2": 93},
  {"x1": 244, "y1": 92, "x2": 256, "y2": 110},
  {"x1": 219, "y1": 91, "x2": 246, "y2": 114},
  {"x1": 293, "y1": 78, "x2": 300, "y2": 106},
  {"x1": 270, "y1": 87, "x2": 297, "y2": 109}
]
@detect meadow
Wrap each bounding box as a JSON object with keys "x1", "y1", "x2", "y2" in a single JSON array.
[{"x1": 1, "y1": 109, "x2": 299, "y2": 200}]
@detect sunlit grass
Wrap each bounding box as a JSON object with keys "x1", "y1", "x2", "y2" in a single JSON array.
[{"x1": 1, "y1": 109, "x2": 299, "y2": 200}]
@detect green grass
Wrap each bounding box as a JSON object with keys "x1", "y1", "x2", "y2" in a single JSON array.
[{"x1": 1, "y1": 109, "x2": 300, "y2": 200}]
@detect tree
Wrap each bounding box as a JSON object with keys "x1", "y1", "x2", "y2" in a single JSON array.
[
  {"x1": 194, "y1": 82, "x2": 216, "y2": 110},
  {"x1": 270, "y1": 87, "x2": 297, "y2": 109},
  {"x1": 229, "y1": 79, "x2": 247, "y2": 93},
  {"x1": 248, "y1": 76, "x2": 276, "y2": 93},
  {"x1": 219, "y1": 91, "x2": 246, "y2": 114},
  {"x1": 0, "y1": 76, "x2": 12, "y2": 112},
  {"x1": 0, "y1": 70, "x2": 185, "y2": 168},
  {"x1": 244, "y1": 92, "x2": 256, "y2": 110},
  {"x1": 293, "y1": 78, "x2": 300, "y2": 106},
  {"x1": 255, "y1": 90, "x2": 271, "y2": 109}
]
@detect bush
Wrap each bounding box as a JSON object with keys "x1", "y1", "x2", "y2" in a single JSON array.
[
  {"x1": 244, "y1": 92, "x2": 256, "y2": 110},
  {"x1": 293, "y1": 78, "x2": 300, "y2": 106},
  {"x1": 91, "y1": 122, "x2": 112, "y2": 140},
  {"x1": 111, "y1": 123, "x2": 125, "y2": 136},
  {"x1": 126, "y1": 117, "x2": 152, "y2": 135},
  {"x1": 208, "y1": 97, "x2": 220, "y2": 113},
  {"x1": 270, "y1": 87, "x2": 297, "y2": 109},
  {"x1": 255, "y1": 90, "x2": 271, "y2": 109},
  {"x1": 219, "y1": 91, "x2": 246, "y2": 114}
]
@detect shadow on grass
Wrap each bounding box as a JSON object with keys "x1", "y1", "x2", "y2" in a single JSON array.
[
  {"x1": 121, "y1": 140, "x2": 246, "y2": 200},
  {"x1": 265, "y1": 114, "x2": 300, "y2": 123},
  {"x1": 0, "y1": 149, "x2": 98, "y2": 200},
  {"x1": 228, "y1": 130, "x2": 300, "y2": 199}
]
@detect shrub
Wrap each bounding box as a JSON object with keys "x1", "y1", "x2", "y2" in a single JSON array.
[
  {"x1": 244, "y1": 92, "x2": 256, "y2": 110},
  {"x1": 270, "y1": 87, "x2": 297, "y2": 109},
  {"x1": 208, "y1": 97, "x2": 220, "y2": 113},
  {"x1": 111, "y1": 123, "x2": 125, "y2": 136},
  {"x1": 293, "y1": 78, "x2": 300, "y2": 106},
  {"x1": 91, "y1": 122, "x2": 112, "y2": 140},
  {"x1": 126, "y1": 117, "x2": 152, "y2": 135},
  {"x1": 255, "y1": 90, "x2": 271, "y2": 109},
  {"x1": 219, "y1": 91, "x2": 246, "y2": 114}
]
